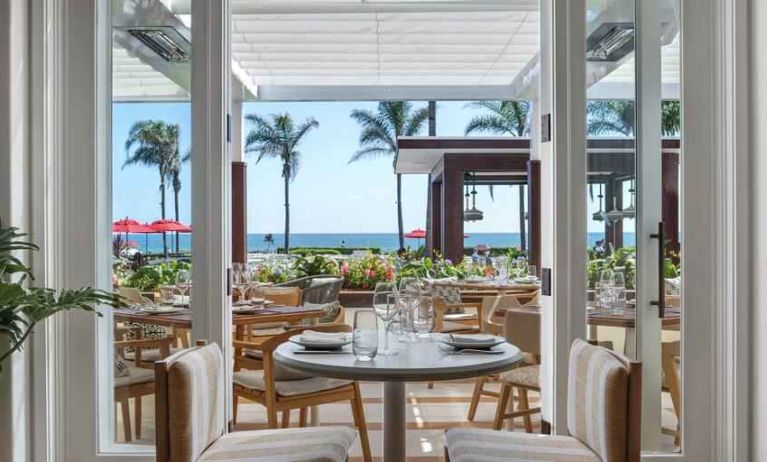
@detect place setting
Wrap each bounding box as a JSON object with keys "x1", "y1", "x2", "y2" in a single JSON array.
[
  {"x1": 438, "y1": 333, "x2": 508, "y2": 355},
  {"x1": 289, "y1": 330, "x2": 353, "y2": 355}
]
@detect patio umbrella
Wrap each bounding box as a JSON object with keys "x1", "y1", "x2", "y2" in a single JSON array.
[
  {"x1": 112, "y1": 218, "x2": 155, "y2": 252},
  {"x1": 404, "y1": 228, "x2": 427, "y2": 247},
  {"x1": 149, "y1": 219, "x2": 192, "y2": 254}
]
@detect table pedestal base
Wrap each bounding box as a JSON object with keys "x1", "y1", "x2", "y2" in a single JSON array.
[{"x1": 383, "y1": 381, "x2": 406, "y2": 462}]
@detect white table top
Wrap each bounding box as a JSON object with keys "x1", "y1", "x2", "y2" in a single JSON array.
[{"x1": 274, "y1": 334, "x2": 524, "y2": 382}]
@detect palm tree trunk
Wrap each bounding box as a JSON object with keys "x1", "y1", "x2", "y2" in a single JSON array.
[
  {"x1": 518, "y1": 184, "x2": 527, "y2": 252},
  {"x1": 160, "y1": 176, "x2": 168, "y2": 257},
  {"x1": 284, "y1": 175, "x2": 290, "y2": 253},
  {"x1": 174, "y1": 187, "x2": 181, "y2": 253},
  {"x1": 397, "y1": 173, "x2": 404, "y2": 250}
]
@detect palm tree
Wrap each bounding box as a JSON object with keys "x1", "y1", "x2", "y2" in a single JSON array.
[
  {"x1": 464, "y1": 101, "x2": 531, "y2": 251},
  {"x1": 245, "y1": 113, "x2": 319, "y2": 252},
  {"x1": 124, "y1": 120, "x2": 180, "y2": 256},
  {"x1": 661, "y1": 100, "x2": 681, "y2": 136},
  {"x1": 587, "y1": 100, "x2": 635, "y2": 136},
  {"x1": 169, "y1": 149, "x2": 191, "y2": 253},
  {"x1": 349, "y1": 102, "x2": 429, "y2": 250}
]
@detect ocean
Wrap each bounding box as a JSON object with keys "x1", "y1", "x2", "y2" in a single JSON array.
[{"x1": 117, "y1": 232, "x2": 636, "y2": 254}]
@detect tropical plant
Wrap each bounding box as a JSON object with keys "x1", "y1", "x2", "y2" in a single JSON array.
[
  {"x1": 121, "y1": 260, "x2": 191, "y2": 292},
  {"x1": 169, "y1": 149, "x2": 191, "y2": 253},
  {"x1": 340, "y1": 254, "x2": 396, "y2": 290},
  {"x1": 587, "y1": 100, "x2": 635, "y2": 136},
  {"x1": 263, "y1": 233, "x2": 274, "y2": 252},
  {"x1": 0, "y1": 226, "x2": 123, "y2": 374},
  {"x1": 349, "y1": 102, "x2": 429, "y2": 250},
  {"x1": 661, "y1": 100, "x2": 681, "y2": 136},
  {"x1": 464, "y1": 100, "x2": 531, "y2": 251},
  {"x1": 124, "y1": 120, "x2": 181, "y2": 256},
  {"x1": 396, "y1": 256, "x2": 470, "y2": 281},
  {"x1": 293, "y1": 255, "x2": 340, "y2": 278},
  {"x1": 245, "y1": 113, "x2": 319, "y2": 252}
]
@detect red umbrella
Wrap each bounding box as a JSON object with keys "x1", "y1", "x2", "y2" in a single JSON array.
[
  {"x1": 404, "y1": 228, "x2": 426, "y2": 239},
  {"x1": 149, "y1": 219, "x2": 192, "y2": 233},
  {"x1": 112, "y1": 218, "x2": 154, "y2": 234}
]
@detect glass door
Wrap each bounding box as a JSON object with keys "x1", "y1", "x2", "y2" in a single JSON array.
[{"x1": 583, "y1": 0, "x2": 682, "y2": 452}]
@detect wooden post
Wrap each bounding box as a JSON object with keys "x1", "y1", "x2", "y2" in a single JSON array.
[
  {"x1": 428, "y1": 180, "x2": 442, "y2": 257},
  {"x1": 232, "y1": 161, "x2": 247, "y2": 263},
  {"x1": 527, "y1": 160, "x2": 542, "y2": 273},
  {"x1": 662, "y1": 152, "x2": 680, "y2": 255},
  {"x1": 442, "y1": 164, "x2": 464, "y2": 265}
]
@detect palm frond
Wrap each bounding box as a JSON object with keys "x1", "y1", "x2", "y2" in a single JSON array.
[
  {"x1": 348, "y1": 146, "x2": 391, "y2": 163},
  {"x1": 405, "y1": 107, "x2": 429, "y2": 136}
]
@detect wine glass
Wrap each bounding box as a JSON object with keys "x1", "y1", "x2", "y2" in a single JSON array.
[
  {"x1": 175, "y1": 269, "x2": 191, "y2": 305},
  {"x1": 353, "y1": 310, "x2": 379, "y2": 361},
  {"x1": 598, "y1": 269, "x2": 613, "y2": 309},
  {"x1": 373, "y1": 283, "x2": 399, "y2": 355}
]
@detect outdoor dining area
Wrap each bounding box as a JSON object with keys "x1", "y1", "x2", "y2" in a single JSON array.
[{"x1": 108, "y1": 246, "x2": 679, "y2": 460}]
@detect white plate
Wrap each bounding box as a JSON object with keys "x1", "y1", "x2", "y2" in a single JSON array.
[
  {"x1": 289, "y1": 334, "x2": 351, "y2": 351},
  {"x1": 513, "y1": 277, "x2": 539, "y2": 283},
  {"x1": 440, "y1": 335, "x2": 506, "y2": 350},
  {"x1": 138, "y1": 306, "x2": 186, "y2": 315}
]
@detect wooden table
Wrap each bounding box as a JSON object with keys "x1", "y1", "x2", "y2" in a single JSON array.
[{"x1": 275, "y1": 333, "x2": 523, "y2": 462}]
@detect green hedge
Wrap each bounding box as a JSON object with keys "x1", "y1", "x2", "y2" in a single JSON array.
[
  {"x1": 285, "y1": 247, "x2": 381, "y2": 256},
  {"x1": 462, "y1": 247, "x2": 526, "y2": 258}
]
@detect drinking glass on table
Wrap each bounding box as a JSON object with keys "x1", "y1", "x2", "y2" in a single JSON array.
[
  {"x1": 175, "y1": 269, "x2": 191, "y2": 305},
  {"x1": 353, "y1": 310, "x2": 379, "y2": 361},
  {"x1": 394, "y1": 294, "x2": 418, "y2": 343},
  {"x1": 413, "y1": 297, "x2": 435, "y2": 339},
  {"x1": 611, "y1": 271, "x2": 627, "y2": 314},
  {"x1": 373, "y1": 284, "x2": 400, "y2": 355},
  {"x1": 527, "y1": 265, "x2": 537, "y2": 279},
  {"x1": 597, "y1": 269, "x2": 613, "y2": 309}
]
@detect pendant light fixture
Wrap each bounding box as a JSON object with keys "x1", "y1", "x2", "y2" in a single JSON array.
[
  {"x1": 464, "y1": 172, "x2": 484, "y2": 222},
  {"x1": 605, "y1": 196, "x2": 624, "y2": 223},
  {"x1": 623, "y1": 179, "x2": 636, "y2": 219},
  {"x1": 592, "y1": 184, "x2": 605, "y2": 222}
]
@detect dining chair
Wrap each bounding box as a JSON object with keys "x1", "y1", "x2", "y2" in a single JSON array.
[
  {"x1": 467, "y1": 303, "x2": 541, "y2": 430},
  {"x1": 431, "y1": 283, "x2": 482, "y2": 334},
  {"x1": 231, "y1": 325, "x2": 372, "y2": 462},
  {"x1": 154, "y1": 340, "x2": 358, "y2": 462},
  {"x1": 661, "y1": 340, "x2": 681, "y2": 445},
  {"x1": 113, "y1": 335, "x2": 175, "y2": 441},
  {"x1": 263, "y1": 286, "x2": 302, "y2": 306},
  {"x1": 447, "y1": 338, "x2": 642, "y2": 462}
]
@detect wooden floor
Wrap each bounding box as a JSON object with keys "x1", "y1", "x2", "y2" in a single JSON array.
[{"x1": 116, "y1": 378, "x2": 680, "y2": 460}]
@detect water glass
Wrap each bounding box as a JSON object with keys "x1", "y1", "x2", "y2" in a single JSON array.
[
  {"x1": 175, "y1": 269, "x2": 192, "y2": 304},
  {"x1": 395, "y1": 294, "x2": 418, "y2": 343},
  {"x1": 611, "y1": 271, "x2": 627, "y2": 313},
  {"x1": 413, "y1": 297, "x2": 435, "y2": 339},
  {"x1": 353, "y1": 310, "x2": 379, "y2": 361},
  {"x1": 527, "y1": 265, "x2": 537, "y2": 279},
  {"x1": 597, "y1": 269, "x2": 614, "y2": 309}
]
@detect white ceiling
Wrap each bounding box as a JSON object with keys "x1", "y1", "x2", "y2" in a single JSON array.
[{"x1": 113, "y1": 46, "x2": 188, "y2": 101}]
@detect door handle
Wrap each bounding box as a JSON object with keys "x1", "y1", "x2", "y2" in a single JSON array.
[{"x1": 649, "y1": 221, "x2": 665, "y2": 318}]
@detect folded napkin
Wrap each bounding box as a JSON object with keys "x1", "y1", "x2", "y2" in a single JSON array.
[
  {"x1": 300, "y1": 330, "x2": 349, "y2": 344},
  {"x1": 449, "y1": 334, "x2": 498, "y2": 344}
]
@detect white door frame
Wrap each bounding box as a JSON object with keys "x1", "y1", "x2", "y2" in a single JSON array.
[
  {"x1": 541, "y1": 0, "x2": 749, "y2": 460},
  {"x1": 21, "y1": 0, "x2": 749, "y2": 460}
]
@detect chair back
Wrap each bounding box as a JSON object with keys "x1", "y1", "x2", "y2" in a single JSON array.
[
  {"x1": 302, "y1": 277, "x2": 344, "y2": 304},
  {"x1": 155, "y1": 341, "x2": 225, "y2": 462},
  {"x1": 567, "y1": 339, "x2": 642, "y2": 462},
  {"x1": 503, "y1": 307, "x2": 540, "y2": 356},
  {"x1": 119, "y1": 286, "x2": 152, "y2": 305},
  {"x1": 481, "y1": 294, "x2": 521, "y2": 334},
  {"x1": 263, "y1": 286, "x2": 302, "y2": 306}
]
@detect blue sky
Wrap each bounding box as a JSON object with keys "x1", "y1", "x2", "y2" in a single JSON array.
[{"x1": 112, "y1": 101, "x2": 616, "y2": 234}]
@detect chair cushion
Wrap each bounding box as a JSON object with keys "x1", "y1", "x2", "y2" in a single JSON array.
[
  {"x1": 167, "y1": 343, "x2": 226, "y2": 462},
  {"x1": 200, "y1": 426, "x2": 357, "y2": 461},
  {"x1": 445, "y1": 428, "x2": 600, "y2": 462},
  {"x1": 305, "y1": 301, "x2": 342, "y2": 324},
  {"x1": 432, "y1": 285, "x2": 464, "y2": 312},
  {"x1": 443, "y1": 312, "x2": 478, "y2": 322},
  {"x1": 233, "y1": 370, "x2": 352, "y2": 397},
  {"x1": 124, "y1": 347, "x2": 180, "y2": 362},
  {"x1": 500, "y1": 364, "x2": 540, "y2": 389},
  {"x1": 567, "y1": 339, "x2": 630, "y2": 462},
  {"x1": 441, "y1": 321, "x2": 480, "y2": 333},
  {"x1": 114, "y1": 365, "x2": 154, "y2": 388},
  {"x1": 114, "y1": 352, "x2": 130, "y2": 378}
]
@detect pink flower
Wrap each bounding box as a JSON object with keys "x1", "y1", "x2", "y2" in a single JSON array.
[{"x1": 369, "y1": 270, "x2": 376, "y2": 278}]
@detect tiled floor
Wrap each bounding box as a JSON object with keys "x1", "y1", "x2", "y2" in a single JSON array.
[{"x1": 117, "y1": 378, "x2": 679, "y2": 459}]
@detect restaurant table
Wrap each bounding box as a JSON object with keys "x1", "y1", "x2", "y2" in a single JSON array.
[{"x1": 274, "y1": 334, "x2": 523, "y2": 462}]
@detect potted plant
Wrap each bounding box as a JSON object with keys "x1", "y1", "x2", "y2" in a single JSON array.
[{"x1": 0, "y1": 226, "x2": 123, "y2": 374}]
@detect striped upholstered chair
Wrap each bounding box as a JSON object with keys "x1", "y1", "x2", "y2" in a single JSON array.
[
  {"x1": 155, "y1": 341, "x2": 357, "y2": 462},
  {"x1": 446, "y1": 339, "x2": 641, "y2": 462}
]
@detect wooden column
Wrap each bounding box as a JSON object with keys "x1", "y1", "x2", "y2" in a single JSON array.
[
  {"x1": 527, "y1": 160, "x2": 541, "y2": 274},
  {"x1": 232, "y1": 161, "x2": 247, "y2": 263},
  {"x1": 662, "y1": 152, "x2": 680, "y2": 255},
  {"x1": 428, "y1": 180, "x2": 442, "y2": 257},
  {"x1": 442, "y1": 164, "x2": 464, "y2": 264}
]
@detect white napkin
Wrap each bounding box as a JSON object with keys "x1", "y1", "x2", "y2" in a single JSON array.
[
  {"x1": 300, "y1": 330, "x2": 349, "y2": 344},
  {"x1": 449, "y1": 334, "x2": 498, "y2": 344}
]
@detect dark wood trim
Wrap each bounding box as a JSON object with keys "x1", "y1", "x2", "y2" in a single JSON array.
[
  {"x1": 442, "y1": 165, "x2": 464, "y2": 264},
  {"x1": 662, "y1": 152, "x2": 680, "y2": 255},
  {"x1": 527, "y1": 161, "x2": 541, "y2": 273},
  {"x1": 428, "y1": 180, "x2": 442, "y2": 257},
  {"x1": 398, "y1": 137, "x2": 531, "y2": 150},
  {"x1": 232, "y1": 161, "x2": 248, "y2": 263}
]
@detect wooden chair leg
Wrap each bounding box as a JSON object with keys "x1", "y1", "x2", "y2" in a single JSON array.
[
  {"x1": 267, "y1": 409, "x2": 279, "y2": 429},
  {"x1": 427, "y1": 382, "x2": 434, "y2": 389},
  {"x1": 120, "y1": 400, "x2": 132, "y2": 442},
  {"x1": 493, "y1": 383, "x2": 512, "y2": 431},
  {"x1": 299, "y1": 407, "x2": 308, "y2": 427},
  {"x1": 134, "y1": 396, "x2": 142, "y2": 440},
  {"x1": 232, "y1": 394, "x2": 239, "y2": 425},
  {"x1": 281, "y1": 409, "x2": 291, "y2": 428},
  {"x1": 467, "y1": 376, "x2": 486, "y2": 421},
  {"x1": 351, "y1": 383, "x2": 372, "y2": 462},
  {"x1": 518, "y1": 388, "x2": 533, "y2": 433}
]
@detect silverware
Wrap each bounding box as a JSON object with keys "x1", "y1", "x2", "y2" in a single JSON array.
[
  {"x1": 441, "y1": 347, "x2": 504, "y2": 355},
  {"x1": 293, "y1": 350, "x2": 352, "y2": 355}
]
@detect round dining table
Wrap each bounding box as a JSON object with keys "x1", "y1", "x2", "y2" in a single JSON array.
[{"x1": 274, "y1": 334, "x2": 523, "y2": 462}]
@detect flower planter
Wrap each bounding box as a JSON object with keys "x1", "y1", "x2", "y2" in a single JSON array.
[{"x1": 339, "y1": 289, "x2": 374, "y2": 307}]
